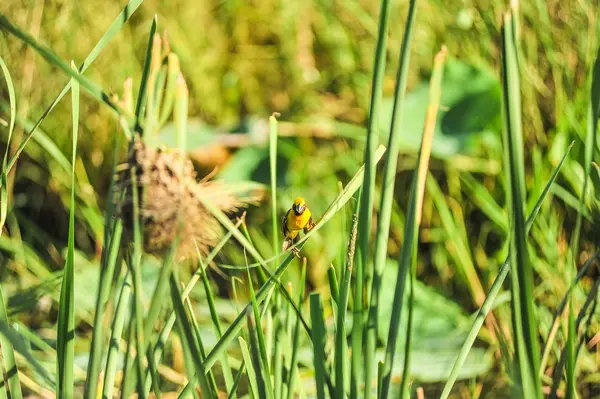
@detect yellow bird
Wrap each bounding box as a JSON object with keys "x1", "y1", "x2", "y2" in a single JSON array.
[{"x1": 282, "y1": 197, "x2": 315, "y2": 255}]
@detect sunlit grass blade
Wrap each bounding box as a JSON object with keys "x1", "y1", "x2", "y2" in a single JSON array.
[
  {"x1": 142, "y1": 33, "x2": 162, "y2": 140},
  {"x1": 501, "y1": 10, "x2": 541, "y2": 398},
  {"x1": 0, "y1": 56, "x2": 16, "y2": 239},
  {"x1": 246, "y1": 256, "x2": 274, "y2": 399},
  {"x1": 120, "y1": 315, "x2": 136, "y2": 399},
  {"x1": 269, "y1": 111, "x2": 283, "y2": 399},
  {"x1": 182, "y1": 281, "x2": 218, "y2": 397},
  {"x1": 440, "y1": 142, "x2": 573, "y2": 399},
  {"x1": 272, "y1": 314, "x2": 284, "y2": 399},
  {"x1": 199, "y1": 259, "x2": 235, "y2": 394},
  {"x1": 354, "y1": 0, "x2": 393, "y2": 393},
  {"x1": 335, "y1": 199, "x2": 359, "y2": 399},
  {"x1": 56, "y1": 61, "x2": 79, "y2": 399},
  {"x1": 135, "y1": 16, "x2": 158, "y2": 135},
  {"x1": 239, "y1": 336, "x2": 260, "y2": 399},
  {"x1": 327, "y1": 265, "x2": 339, "y2": 307},
  {"x1": 380, "y1": 46, "x2": 447, "y2": 399},
  {"x1": 364, "y1": 0, "x2": 417, "y2": 393},
  {"x1": 0, "y1": 286, "x2": 22, "y2": 399},
  {"x1": 287, "y1": 259, "x2": 307, "y2": 399},
  {"x1": 0, "y1": 372, "x2": 6, "y2": 399},
  {"x1": 247, "y1": 308, "x2": 269, "y2": 399},
  {"x1": 85, "y1": 134, "x2": 125, "y2": 397},
  {"x1": 125, "y1": 239, "x2": 179, "y2": 397},
  {"x1": 138, "y1": 241, "x2": 180, "y2": 398},
  {"x1": 376, "y1": 361, "x2": 384, "y2": 399},
  {"x1": 169, "y1": 274, "x2": 212, "y2": 398},
  {"x1": 158, "y1": 54, "x2": 180, "y2": 126},
  {"x1": 128, "y1": 168, "x2": 150, "y2": 398},
  {"x1": 228, "y1": 361, "x2": 246, "y2": 399},
  {"x1": 174, "y1": 71, "x2": 188, "y2": 152},
  {"x1": 1, "y1": 0, "x2": 143, "y2": 179},
  {"x1": 0, "y1": 53, "x2": 22, "y2": 399},
  {"x1": 269, "y1": 113, "x2": 279, "y2": 258},
  {"x1": 102, "y1": 273, "x2": 132, "y2": 399},
  {"x1": 310, "y1": 293, "x2": 327, "y2": 399}
]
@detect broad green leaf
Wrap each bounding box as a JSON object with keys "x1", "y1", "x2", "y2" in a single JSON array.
[{"x1": 379, "y1": 59, "x2": 502, "y2": 159}]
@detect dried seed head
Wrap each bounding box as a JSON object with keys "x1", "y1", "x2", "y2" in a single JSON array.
[{"x1": 118, "y1": 138, "x2": 261, "y2": 261}]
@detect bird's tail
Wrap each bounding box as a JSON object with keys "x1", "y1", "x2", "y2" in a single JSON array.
[{"x1": 282, "y1": 237, "x2": 294, "y2": 252}]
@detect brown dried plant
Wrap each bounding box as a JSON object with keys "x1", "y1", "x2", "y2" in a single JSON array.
[{"x1": 118, "y1": 137, "x2": 261, "y2": 261}]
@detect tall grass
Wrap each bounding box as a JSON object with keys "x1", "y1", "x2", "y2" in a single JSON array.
[
  {"x1": 55, "y1": 61, "x2": 79, "y2": 399},
  {"x1": 566, "y1": 28, "x2": 600, "y2": 399},
  {"x1": 379, "y1": 45, "x2": 447, "y2": 399},
  {"x1": 364, "y1": 0, "x2": 417, "y2": 395},
  {"x1": 501, "y1": 10, "x2": 542, "y2": 398},
  {"x1": 352, "y1": 0, "x2": 392, "y2": 392},
  {"x1": 0, "y1": 53, "x2": 22, "y2": 399},
  {"x1": 0, "y1": 1, "x2": 599, "y2": 398}
]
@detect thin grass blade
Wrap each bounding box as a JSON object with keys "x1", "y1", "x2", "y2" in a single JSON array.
[
  {"x1": 0, "y1": 286, "x2": 22, "y2": 399},
  {"x1": 0, "y1": 55, "x2": 16, "y2": 238},
  {"x1": 101, "y1": 273, "x2": 132, "y2": 399},
  {"x1": 310, "y1": 293, "x2": 327, "y2": 399},
  {"x1": 380, "y1": 46, "x2": 447, "y2": 399},
  {"x1": 269, "y1": 113, "x2": 279, "y2": 257},
  {"x1": 199, "y1": 261, "x2": 235, "y2": 394},
  {"x1": 246, "y1": 256, "x2": 274, "y2": 398},
  {"x1": 353, "y1": 0, "x2": 393, "y2": 393},
  {"x1": 501, "y1": 11, "x2": 542, "y2": 398},
  {"x1": 84, "y1": 133, "x2": 124, "y2": 397},
  {"x1": 335, "y1": 198, "x2": 359, "y2": 399},
  {"x1": 135, "y1": 16, "x2": 158, "y2": 134},
  {"x1": 0, "y1": 55, "x2": 22, "y2": 399},
  {"x1": 239, "y1": 336, "x2": 260, "y2": 399},
  {"x1": 364, "y1": 1, "x2": 417, "y2": 393},
  {"x1": 287, "y1": 259, "x2": 307, "y2": 399},
  {"x1": 56, "y1": 61, "x2": 79, "y2": 399},
  {"x1": 169, "y1": 274, "x2": 212, "y2": 398},
  {"x1": 183, "y1": 283, "x2": 217, "y2": 397}
]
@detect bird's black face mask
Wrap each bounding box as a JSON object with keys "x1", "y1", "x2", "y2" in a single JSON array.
[{"x1": 293, "y1": 204, "x2": 306, "y2": 215}]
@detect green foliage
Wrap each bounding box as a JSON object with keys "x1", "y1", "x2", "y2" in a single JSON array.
[
  {"x1": 56, "y1": 61, "x2": 79, "y2": 399},
  {"x1": 379, "y1": 59, "x2": 502, "y2": 159},
  {"x1": 0, "y1": 1, "x2": 599, "y2": 398}
]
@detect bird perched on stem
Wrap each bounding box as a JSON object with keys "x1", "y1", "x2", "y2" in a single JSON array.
[{"x1": 282, "y1": 197, "x2": 315, "y2": 256}]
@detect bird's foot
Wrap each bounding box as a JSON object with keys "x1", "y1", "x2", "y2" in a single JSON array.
[{"x1": 291, "y1": 248, "x2": 300, "y2": 258}]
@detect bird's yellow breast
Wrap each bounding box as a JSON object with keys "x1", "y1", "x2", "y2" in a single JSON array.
[{"x1": 287, "y1": 208, "x2": 312, "y2": 231}]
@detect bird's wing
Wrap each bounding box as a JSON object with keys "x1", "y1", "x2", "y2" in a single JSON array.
[
  {"x1": 281, "y1": 209, "x2": 291, "y2": 235},
  {"x1": 304, "y1": 215, "x2": 315, "y2": 233}
]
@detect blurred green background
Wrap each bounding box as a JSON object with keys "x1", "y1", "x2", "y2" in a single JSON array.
[{"x1": 1, "y1": 0, "x2": 599, "y2": 396}]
